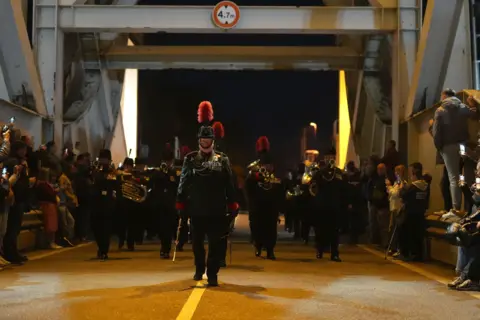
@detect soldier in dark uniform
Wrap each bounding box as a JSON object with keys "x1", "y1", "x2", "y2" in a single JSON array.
[
  {"x1": 176, "y1": 101, "x2": 238, "y2": 286},
  {"x1": 175, "y1": 146, "x2": 191, "y2": 252},
  {"x1": 91, "y1": 149, "x2": 118, "y2": 260},
  {"x1": 311, "y1": 160, "x2": 347, "y2": 262},
  {"x1": 116, "y1": 157, "x2": 137, "y2": 251},
  {"x1": 245, "y1": 136, "x2": 281, "y2": 260},
  {"x1": 150, "y1": 144, "x2": 178, "y2": 259}
]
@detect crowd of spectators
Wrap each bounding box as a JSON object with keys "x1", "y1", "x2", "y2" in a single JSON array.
[{"x1": 0, "y1": 137, "x2": 92, "y2": 269}]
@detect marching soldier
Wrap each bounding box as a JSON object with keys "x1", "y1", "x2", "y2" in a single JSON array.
[
  {"x1": 91, "y1": 149, "x2": 119, "y2": 260},
  {"x1": 176, "y1": 101, "x2": 239, "y2": 287},
  {"x1": 311, "y1": 160, "x2": 348, "y2": 262},
  {"x1": 245, "y1": 136, "x2": 281, "y2": 260},
  {"x1": 343, "y1": 161, "x2": 364, "y2": 244},
  {"x1": 150, "y1": 144, "x2": 178, "y2": 259},
  {"x1": 117, "y1": 157, "x2": 138, "y2": 251}
]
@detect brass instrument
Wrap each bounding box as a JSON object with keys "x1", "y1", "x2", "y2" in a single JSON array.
[
  {"x1": 248, "y1": 159, "x2": 280, "y2": 190},
  {"x1": 159, "y1": 162, "x2": 169, "y2": 174},
  {"x1": 302, "y1": 163, "x2": 320, "y2": 196},
  {"x1": 120, "y1": 173, "x2": 148, "y2": 203},
  {"x1": 286, "y1": 185, "x2": 303, "y2": 200}
]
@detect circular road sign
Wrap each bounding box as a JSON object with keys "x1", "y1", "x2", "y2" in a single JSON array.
[{"x1": 212, "y1": 1, "x2": 241, "y2": 29}]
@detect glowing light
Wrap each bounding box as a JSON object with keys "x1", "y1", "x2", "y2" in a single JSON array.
[
  {"x1": 338, "y1": 70, "x2": 351, "y2": 169},
  {"x1": 121, "y1": 39, "x2": 138, "y2": 160},
  {"x1": 309, "y1": 122, "x2": 317, "y2": 135}
]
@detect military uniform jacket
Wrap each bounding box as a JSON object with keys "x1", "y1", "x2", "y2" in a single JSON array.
[
  {"x1": 149, "y1": 166, "x2": 178, "y2": 208},
  {"x1": 312, "y1": 166, "x2": 348, "y2": 214},
  {"x1": 92, "y1": 167, "x2": 119, "y2": 207},
  {"x1": 245, "y1": 168, "x2": 282, "y2": 214},
  {"x1": 177, "y1": 151, "x2": 236, "y2": 216}
]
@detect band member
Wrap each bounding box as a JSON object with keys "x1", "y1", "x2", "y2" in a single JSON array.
[
  {"x1": 311, "y1": 160, "x2": 347, "y2": 262},
  {"x1": 246, "y1": 136, "x2": 281, "y2": 260},
  {"x1": 212, "y1": 121, "x2": 230, "y2": 268},
  {"x1": 150, "y1": 144, "x2": 178, "y2": 259},
  {"x1": 91, "y1": 149, "x2": 118, "y2": 260},
  {"x1": 176, "y1": 145, "x2": 192, "y2": 252},
  {"x1": 117, "y1": 157, "x2": 138, "y2": 251},
  {"x1": 176, "y1": 101, "x2": 239, "y2": 287}
]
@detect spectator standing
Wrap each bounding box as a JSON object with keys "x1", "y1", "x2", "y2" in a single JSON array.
[{"x1": 432, "y1": 89, "x2": 478, "y2": 210}]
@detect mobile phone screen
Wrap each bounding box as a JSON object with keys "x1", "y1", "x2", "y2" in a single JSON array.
[
  {"x1": 9, "y1": 116, "x2": 14, "y2": 123},
  {"x1": 476, "y1": 178, "x2": 480, "y2": 184},
  {"x1": 2, "y1": 168, "x2": 6, "y2": 175},
  {"x1": 460, "y1": 144, "x2": 466, "y2": 154},
  {"x1": 460, "y1": 175, "x2": 465, "y2": 181}
]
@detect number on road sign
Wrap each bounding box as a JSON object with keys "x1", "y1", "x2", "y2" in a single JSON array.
[{"x1": 212, "y1": 1, "x2": 240, "y2": 29}]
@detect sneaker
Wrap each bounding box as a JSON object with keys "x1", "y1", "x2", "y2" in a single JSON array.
[
  {"x1": 447, "y1": 277, "x2": 465, "y2": 288},
  {"x1": 63, "y1": 237, "x2": 75, "y2": 247},
  {"x1": 49, "y1": 243, "x2": 63, "y2": 249},
  {"x1": 456, "y1": 279, "x2": 480, "y2": 291},
  {"x1": 0, "y1": 256, "x2": 11, "y2": 267}
]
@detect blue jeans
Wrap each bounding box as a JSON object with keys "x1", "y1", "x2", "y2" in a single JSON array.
[
  {"x1": 456, "y1": 245, "x2": 480, "y2": 279},
  {"x1": 440, "y1": 144, "x2": 475, "y2": 210}
]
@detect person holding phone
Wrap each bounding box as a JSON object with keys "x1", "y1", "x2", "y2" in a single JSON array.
[{"x1": 0, "y1": 161, "x2": 13, "y2": 268}]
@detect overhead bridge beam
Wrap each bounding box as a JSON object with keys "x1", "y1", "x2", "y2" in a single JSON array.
[
  {"x1": 83, "y1": 46, "x2": 363, "y2": 70},
  {"x1": 36, "y1": 5, "x2": 415, "y2": 34}
]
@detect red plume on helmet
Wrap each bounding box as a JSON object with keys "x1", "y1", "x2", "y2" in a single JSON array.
[
  {"x1": 256, "y1": 136, "x2": 270, "y2": 153},
  {"x1": 212, "y1": 122, "x2": 225, "y2": 139},
  {"x1": 197, "y1": 101, "x2": 214, "y2": 124}
]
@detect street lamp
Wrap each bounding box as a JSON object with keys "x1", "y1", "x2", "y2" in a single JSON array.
[{"x1": 309, "y1": 122, "x2": 317, "y2": 136}]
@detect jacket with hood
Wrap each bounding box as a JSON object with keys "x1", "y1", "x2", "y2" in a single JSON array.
[
  {"x1": 432, "y1": 96, "x2": 477, "y2": 150},
  {"x1": 400, "y1": 179, "x2": 429, "y2": 215}
]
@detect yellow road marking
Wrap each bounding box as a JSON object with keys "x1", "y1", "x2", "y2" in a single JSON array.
[
  {"x1": 176, "y1": 281, "x2": 207, "y2": 320},
  {"x1": 358, "y1": 244, "x2": 480, "y2": 299}
]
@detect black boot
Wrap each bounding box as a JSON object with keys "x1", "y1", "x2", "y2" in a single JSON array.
[
  {"x1": 266, "y1": 250, "x2": 276, "y2": 260},
  {"x1": 219, "y1": 260, "x2": 227, "y2": 268},
  {"x1": 207, "y1": 276, "x2": 218, "y2": 287},
  {"x1": 330, "y1": 255, "x2": 342, "y2": 262},
  {"x1": 255, "y1": 246, "x2": 262, "y2": 257},
  {"x1": 193, "y1": 272, "x2": 203, "y2": 281},
  {"x1": 316, "y1": 251, "x2": 323, "y2": 259},
  {"x1": 100, "y1": 253, "x2": 109, "y2": 261}
]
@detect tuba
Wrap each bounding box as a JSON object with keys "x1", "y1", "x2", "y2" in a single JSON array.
[{"x1": 120, "y1": 173, "x2": 148, "y2": 203}]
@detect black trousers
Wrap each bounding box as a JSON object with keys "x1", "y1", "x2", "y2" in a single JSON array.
[
  {"x1": 250, "y1": 211, "x2": 278, "y2": 251},
  {"x1": 219, "y1": 237, "x2": 228, "y2": 262},
  {"x1": 159, "y1": 207, "x2": 175, "y2": 254},
  {"x1": 313, "y1": 216, "x2": 340, "y2": 257},
  {"x1": 190, "y1": 215, "x2": 227, "y2": 278},
  {"x1": 3, "y1": 202, "x2": 27, "y2": 260},
  {"x1": 91, "y1": 203, "x2": 114, "y2": 255},
  {"x1": 117, "y1": 201, "x2": 139, "y2": 248},
  {"x1": 398, "y1": 212, "x2": 425, "y2": 259}
]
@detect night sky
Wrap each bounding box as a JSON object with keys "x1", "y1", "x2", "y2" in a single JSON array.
[
  {"x1": 138, "y1": 70, "x2": 338, "y2": 173},
  {"x1": 137, "y1": 0, "x2": 338, "y2": 173}
]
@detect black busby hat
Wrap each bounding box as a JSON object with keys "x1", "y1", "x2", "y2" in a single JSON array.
[
  {"x1": 123, "y1": 157, "x2": 134, "y2": 167},
  {"x1": 197, "y1": 101, "x2": 215, "y2": 139},
  {"x1": 98, "y1": 149, "x2": 112, "y2": 161}
]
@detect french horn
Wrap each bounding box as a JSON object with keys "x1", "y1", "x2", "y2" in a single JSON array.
[{"x1": 286, "y1": 185, "x2": 303, "y2": 200}]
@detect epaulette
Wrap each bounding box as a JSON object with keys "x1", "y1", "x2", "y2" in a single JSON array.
[{"x1": 215, "y1": 151, "x2": 227, "y2": 157}]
